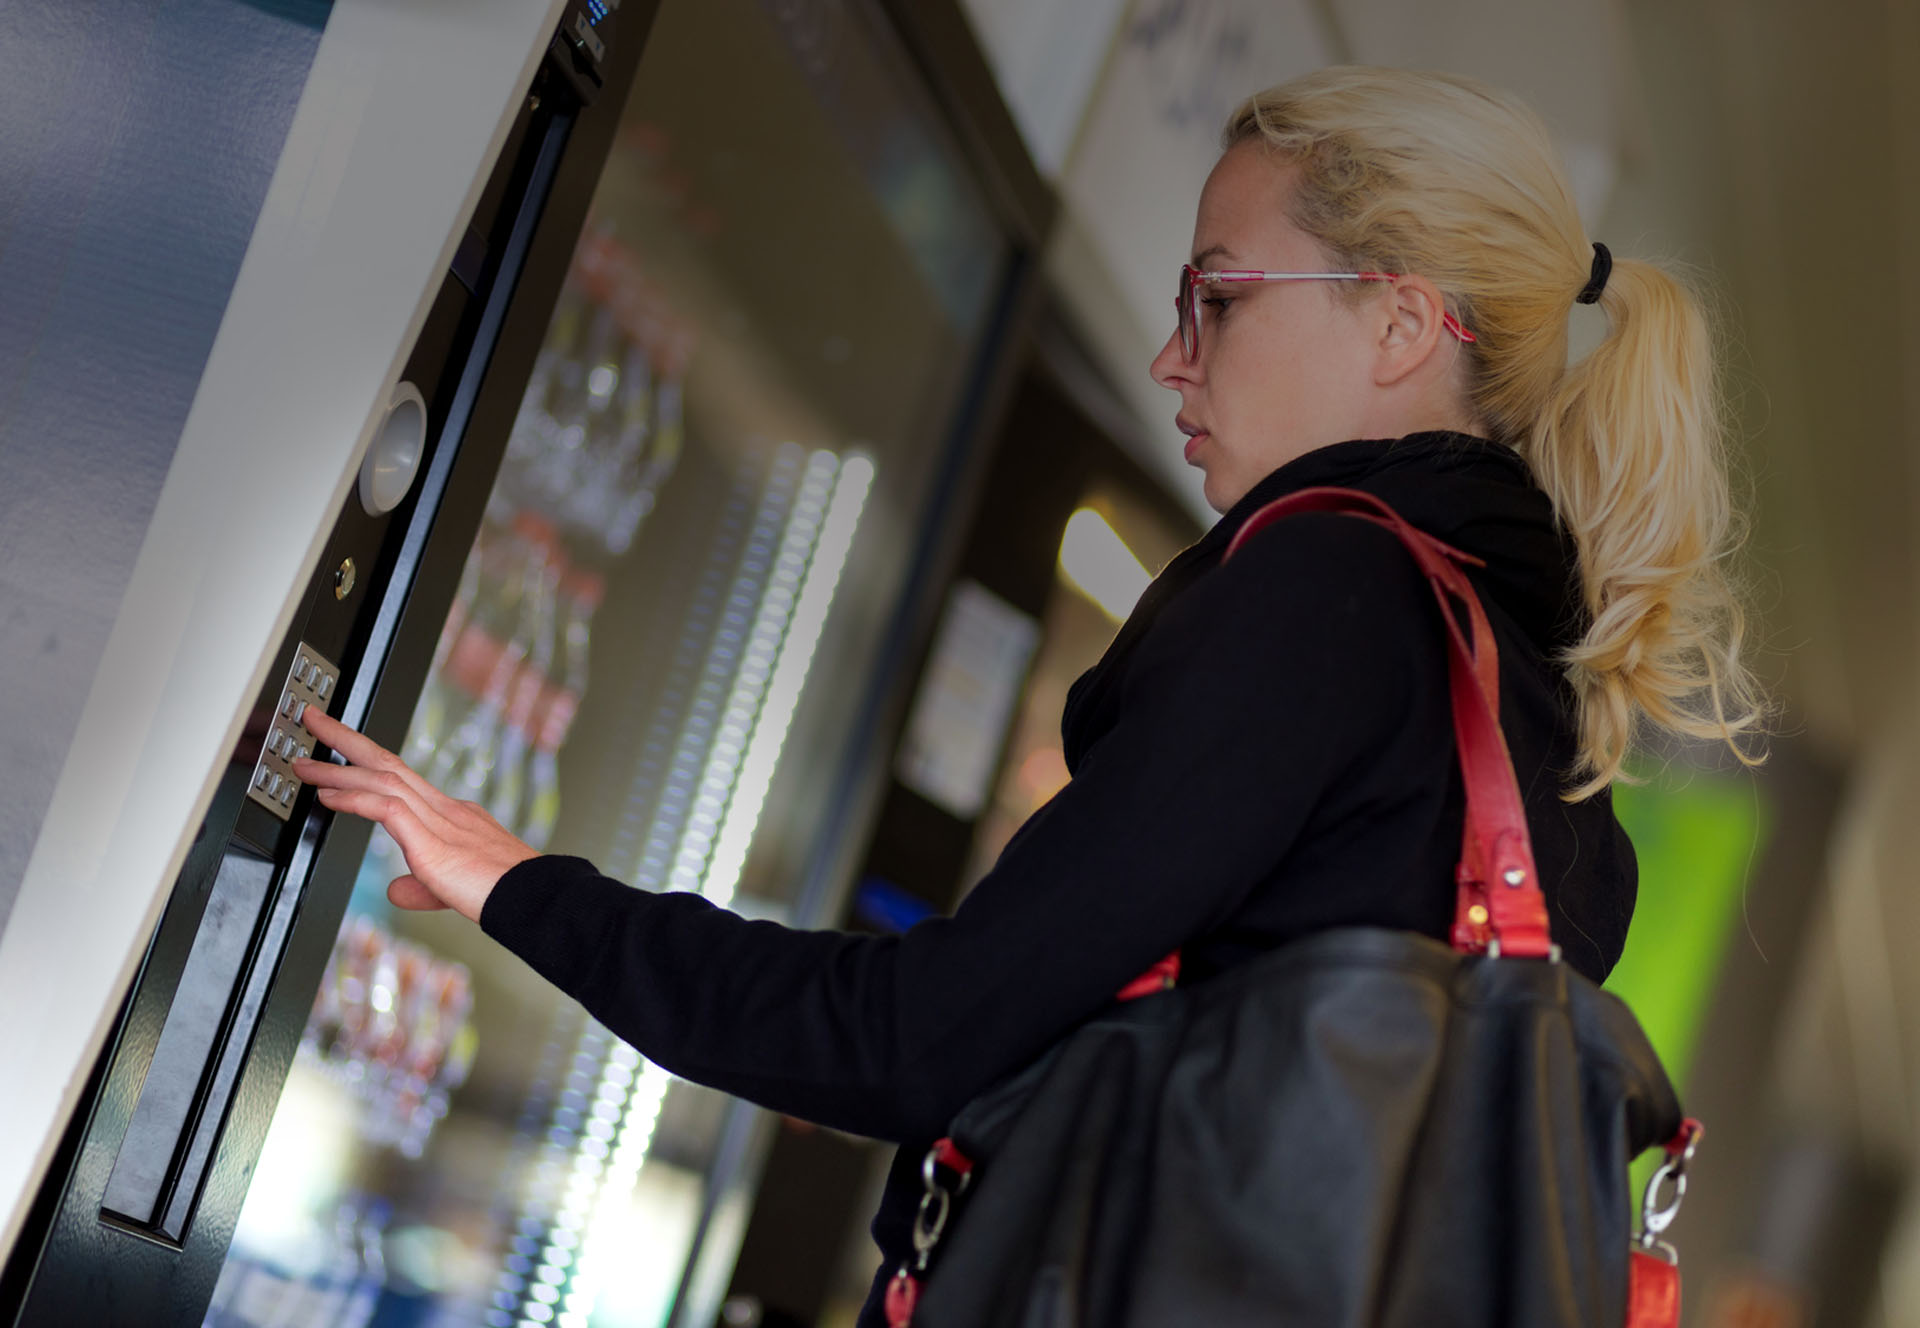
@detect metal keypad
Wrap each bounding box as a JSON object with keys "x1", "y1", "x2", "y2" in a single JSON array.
[{"x1": 246, "y1": 642, "x2": 338, "y2": 820}]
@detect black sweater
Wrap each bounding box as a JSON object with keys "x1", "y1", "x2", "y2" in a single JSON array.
[{"x1": 479, "y1": 431, "x2": 1637, "y2": 1315}]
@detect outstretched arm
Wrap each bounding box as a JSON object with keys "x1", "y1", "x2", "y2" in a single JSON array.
[{"x1": 297, "y1": 515, "x2": 1426, "y2": 1141}]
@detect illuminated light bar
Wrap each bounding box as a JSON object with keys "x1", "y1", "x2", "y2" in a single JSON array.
[
  {"x1": 632, "y1": 451, "x2": 802, "y2": 893},
  {"x1": 501, "y1": 447, "x2": 874, "y2": 1327},
  {"x1": 703, "y1": 451, "x2": 874, "y2": 907},
  {"x1": 663, "y1": 448, "x2": 837, "y2": 899},
  {"x1": 1059, "y1": 507, "x2": 1150, "y2": 622},
  {"x1": 552, "y1": 1061, "x2": 675, "y2": 1328}
]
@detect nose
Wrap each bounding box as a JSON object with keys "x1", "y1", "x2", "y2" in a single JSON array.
[{"x1": 1149, "y1": 324, "x2": 1196, "y2": 392}]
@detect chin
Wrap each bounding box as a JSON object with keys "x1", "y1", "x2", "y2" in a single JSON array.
[{"x1": 1200, "y1": 468, "x2": 1246, "y2": 515}]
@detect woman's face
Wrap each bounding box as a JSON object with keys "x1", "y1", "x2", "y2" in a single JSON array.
[{"x1": 1149, "y1": 143, "x2": 1387, "y2": 513}]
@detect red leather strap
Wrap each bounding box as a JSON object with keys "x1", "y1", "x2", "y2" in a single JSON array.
[
  {"x1": 1225, "y1": 487, "x2": 1554, "y2": 958},
  {"x1": 1117, "y1": 952, "x2": 1182, "y2": 1001},
  {"x1": 885, "y1": 1268, "x2": 920, "y2": 1327},
  {"x1": 1664, "y1": 1118, "x2": 1704, "y2": 1157},
  {"x1": 1625, "y1": 1250, "x2": 1681, "y2": 1327},
  {"x1": 930, "y1": 1137, "x2": 975, "y2": 1177}
]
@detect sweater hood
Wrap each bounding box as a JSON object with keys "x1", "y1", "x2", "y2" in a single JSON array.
[
  {"x1": 1063, "y1": 432, "x2": 1586, "y2": 771},
  {"x1": 1202, "y1": 431, "x2": 1587, "y2": 659}
]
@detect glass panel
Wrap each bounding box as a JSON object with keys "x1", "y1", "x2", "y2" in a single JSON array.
[{"x1": 209, "y1": 2, "x2": 1007, "y2": 1325}]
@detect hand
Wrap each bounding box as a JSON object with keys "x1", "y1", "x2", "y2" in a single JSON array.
[{"x1": 293, "y1": 707, "x2": 538, "y2": 923}]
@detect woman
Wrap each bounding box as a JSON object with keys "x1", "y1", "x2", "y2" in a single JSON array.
[{"x1": 296, "y1": 66, "x2": 1762, "y2": 1323}]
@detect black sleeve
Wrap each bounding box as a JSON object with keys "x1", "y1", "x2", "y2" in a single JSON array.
[{"x1": 479, "y1": 514, "x2": 1431, "y2": 1142}]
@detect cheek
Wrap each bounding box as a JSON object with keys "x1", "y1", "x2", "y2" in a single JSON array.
[
  {"x1": 1209, "y1": 318, "x2": 1313, "y2": 432},
  {"x1": 1210, "y1": 308, "x2": 1354, "y2": 442}
]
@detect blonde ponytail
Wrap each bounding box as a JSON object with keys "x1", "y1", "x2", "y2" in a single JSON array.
[
  {"x1": 1527, "y1": 258, "x2": 1763, "y2": 796},
  {"x1": 1226, "y1": 67, "x2": 1767, "y2": 798}
]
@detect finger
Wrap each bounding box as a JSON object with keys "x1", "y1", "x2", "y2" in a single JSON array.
[
  {"x1": 303, "y1": 763, "x2": 459, "y2": 837},
  {"x1": 297, "y1": 707, "x2": 391, "y2": 767},
  {"x1": 297, "y1": 710, "x2": 461, "y2": 817},
  {"x1": 387, "y1": 875, "x2": 448, "y2": 911}
]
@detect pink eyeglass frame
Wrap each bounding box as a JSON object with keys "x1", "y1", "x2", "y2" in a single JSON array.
[{"x1": 1177, "y1": 262, "x2": 1477, "y2": 359}]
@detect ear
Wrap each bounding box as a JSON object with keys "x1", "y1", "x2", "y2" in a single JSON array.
[{"x1": 1371, "y1": 274, "x2": 1452, "y2": 388}]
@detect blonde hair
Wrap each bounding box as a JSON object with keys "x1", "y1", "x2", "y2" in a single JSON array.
[{"x1": 1225, "y1": 66, "x2": 1765, "y2": 799}]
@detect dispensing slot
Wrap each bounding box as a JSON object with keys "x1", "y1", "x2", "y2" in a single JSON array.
[{"x1": 100, "y1": 845, "x2": 278, "y2": 1240}]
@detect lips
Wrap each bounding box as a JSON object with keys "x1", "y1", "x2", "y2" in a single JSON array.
[{"x1": 1177, "y1": 416, "x2": 1208, "y2": 463}]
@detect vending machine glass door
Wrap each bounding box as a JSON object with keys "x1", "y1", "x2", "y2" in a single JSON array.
[{"x1": 206, "y1": 2, "x2": 1014, "y2": 1326}]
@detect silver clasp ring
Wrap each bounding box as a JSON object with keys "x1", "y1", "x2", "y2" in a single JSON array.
[
  {"x1": 1638, "y1": 1120, "x2": 1702, "y2": 1247},
  {"x1": 913, "y1": 1187, "x2": 952, "y2": 1255}
]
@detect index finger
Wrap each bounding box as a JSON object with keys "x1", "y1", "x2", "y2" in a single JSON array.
[{"x1": 300, "y1": 706, "x2": 396, "y2": 772}]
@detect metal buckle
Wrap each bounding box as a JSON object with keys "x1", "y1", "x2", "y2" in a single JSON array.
[
  {"x1": 1483, "y1": 938, "x2": 1562, "y2": 963},
  {"x1": 922, "y1": 1147, "x2": 973, "y2": 1196},
  {"x1": 912, "y1": 1188, "x2": 951, "y2": 1261},
  {"x1": 1637, "y1": 1121, "x2": 1703, "y2": 1252}
]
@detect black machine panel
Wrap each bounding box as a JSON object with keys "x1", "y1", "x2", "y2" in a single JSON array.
[{"x1": 0, "y1": 7, "x2": 660, "y2": 1323}]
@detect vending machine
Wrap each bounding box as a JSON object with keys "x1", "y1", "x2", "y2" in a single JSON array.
[{"x1": 1, "y1": 0, "x2": 1040, "y2": 1323}]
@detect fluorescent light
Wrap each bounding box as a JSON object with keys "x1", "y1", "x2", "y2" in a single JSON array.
[{"x1": 1059, "y1": 507, "x2": 1149, "y2": 622}]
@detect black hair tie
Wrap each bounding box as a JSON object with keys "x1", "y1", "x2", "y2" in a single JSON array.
[{"x1": 1576, "y1": 241, "x2": 1611, "y2": 304}]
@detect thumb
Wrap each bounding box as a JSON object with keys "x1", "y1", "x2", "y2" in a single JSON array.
[{"x1": 387, "y1": 874, "x2": 449, "y2": 912}]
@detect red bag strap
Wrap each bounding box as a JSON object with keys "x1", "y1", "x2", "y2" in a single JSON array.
[{"x1": 1224, "y1": 486, "x2": 1555, "y2": 959}]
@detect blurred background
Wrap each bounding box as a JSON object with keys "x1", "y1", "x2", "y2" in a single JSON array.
[{"x1": 1, "y1": 0, "x2": 1914, "y2": 1325}]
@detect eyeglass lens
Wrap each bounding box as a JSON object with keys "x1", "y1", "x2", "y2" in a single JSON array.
[{"x1": 1175, "y1": 265, "x2": 1196, "y2": 359}]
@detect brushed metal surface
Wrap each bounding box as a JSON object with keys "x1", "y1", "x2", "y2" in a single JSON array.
[{"x1": 243, "y1": 643, "x2": 337, "y2": 821}]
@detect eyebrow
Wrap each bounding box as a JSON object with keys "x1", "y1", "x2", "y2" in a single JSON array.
[{"x1": 1190, "y1": 243, "x2": 1236, "y2": 268}]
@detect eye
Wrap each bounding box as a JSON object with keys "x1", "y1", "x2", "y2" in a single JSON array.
[{"x1": 1200, "y1": 295, "x2": 1232, "y2": 312}]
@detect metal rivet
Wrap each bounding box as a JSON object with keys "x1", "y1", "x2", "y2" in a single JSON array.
[
  {"x1": 1467, "y1": 904, "x2": 1489, "y2": 926},
  {"x1": 334, "y1": 557, "x2": 357, "y2": 600},
  {"x1": 1502, "y1": 868, "x2": 1527, "y2": 886}
]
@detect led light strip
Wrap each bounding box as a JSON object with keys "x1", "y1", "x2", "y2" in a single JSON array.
[
  {"x1": 703, "y1": 451, "x2": 874, "y2": 907},
  {"x1": 602, "y1": 463, "x2": 759, "y2": 878},
  {"x1": 490, "y1": 461, "x2": 800, "y2": 1325},
  {"x1": 663, "y1": 449, "x2": 839, "y2": 898},
  {"x1": 492, "y1": 449, "x2": 801, "y2": 1324},
  {"x1": 630, "y1": 448, "x2": 803, "y2": 893},
  {"x1": 551, "y1": 1059, "x2": 673, "y2": 1328},
  {"x1": 506, "y1": 449, "x2": 875, "y2": 1328}
]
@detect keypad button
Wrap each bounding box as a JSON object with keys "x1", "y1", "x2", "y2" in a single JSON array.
[
  {"x1": 278, "y1": 782, "x2": 295, "y2": 806},
  {"x1": 317, "y1": 673, "x2": 334, "y2": 699},
  {"x1": 290, "y1": 699, "x2": 308, "y2": 725},
  {"x1": 255, "y1": 767, "x2": 272, "y2": 790},
  {"x1": 267, "y1": 774, "x2": 284, "y2": 798}
]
